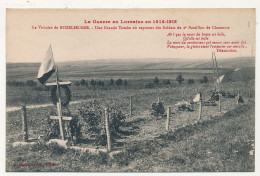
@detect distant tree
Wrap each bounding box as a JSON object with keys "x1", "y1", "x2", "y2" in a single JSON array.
[
  {"x1": 123, "y1": 79, "x2": 128, "y2": 86},
  {"x1": 80, "y1": 79, "x2": 86, "y2": 86},
  {"x1": 110, "y1": 78, "x2": 114, "y2": 86},
  {"x1": 97, "y1": 80, "x2": 105, "y2": 86},
  {"x1": 115, "y1": 79, "x2": 123, "y2": 86},
  {"x1": 188, "y1": 79, "x2": 195, "y2": 85},
  {"x1": 90, "y1": 79, "x2": 96, "y2": 87},
  {"x1": 74, "y1": 81, "x2": 80, "y2": 86},
  {"x1": 26, "y1": 80, "x2": 37, "y2": 87},
  {"x1": 176, "y1": 74, "x2": 184, "y2": 84},
  {"x1": 154, "y1": 76, "x2": 159, "y2": 85},
  {"x1": 200, "y1": 76, "x2": 209, "y2": 84},
  {"x1": 164, "y1": 79, "x2": 171, "y2": 85}
]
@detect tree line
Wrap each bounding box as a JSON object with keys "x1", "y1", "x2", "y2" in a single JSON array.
[
  {"x1": 144, "y1": 74, "x2": 209, "y2": 88},
  {"x1": 74, "y1": 78, "x2": 128, "y2": 87}
]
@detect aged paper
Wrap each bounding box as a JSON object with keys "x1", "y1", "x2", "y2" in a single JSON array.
[{"x1": 5, "y1": 8, "x2": 256, "y2": 172}]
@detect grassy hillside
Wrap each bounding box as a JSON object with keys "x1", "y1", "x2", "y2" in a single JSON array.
[{"x1": 6, "y1": 99, "x2": 254, "y2": 171}]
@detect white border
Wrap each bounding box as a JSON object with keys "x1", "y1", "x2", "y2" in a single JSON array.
[{"x1": 0, "y1": 0, "x2": 259, "y2": 176}]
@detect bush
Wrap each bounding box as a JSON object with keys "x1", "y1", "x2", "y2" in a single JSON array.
[
  {"x1": 151, "y1": 102, "x2": 165, "y2": 117},
  {"x1": 154, "y1": 76, "x2": 159, "y2": 85},
  {"x1": 188, "y1": 79, "x2": 195, "y2": 85},
  {"x1": 200, "y1": 76, "x2": 209, "y2": 84},
  {"x1": 110, "y1": 78, "x2": 114, "y2": 86},
  {"x1": 26, "y1": 80, "x2": 37, "y2": 87},
  {"x1": 90, "y1": 79, "x2": 96, "y2": 87},
  {"x1": 176, "y1": 74, "x2": 184, "y2": 84},
  {"x1": 164, "y1": 79, "x2": 171, "y2": 85},
  {"x1": 97, "y1": 80, "x2": 105, "y2": 86},
  {"x1": 109, "y1": 108, "x2": 126, "y2": 134},
  {"x1": 80, "y1": 79, "x2": 87, "y2": 86},
  {"x1": 116, "y1": 79, "x2": 123, "y2": 86},
  {"x1": 47, "y1": 109, "x2": 82, "y2": 144},
  {"x1": 74, "y1": 81, "x2": 80, "y2": 86},
  {"x1": 123, "y1": 79, "x2": 128, "y2": 86},
  {"x1": 77, "y1": 105, "x2": 125, "y2": 145}
]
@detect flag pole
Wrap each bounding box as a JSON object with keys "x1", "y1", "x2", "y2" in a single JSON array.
[{"x1": 52, "y1": 45, "x2": 65, "y2": 140}]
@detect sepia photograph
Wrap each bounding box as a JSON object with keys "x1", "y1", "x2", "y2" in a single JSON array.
[{"x1": 5, "y1": 8, "x2": 255, "y2": 172}]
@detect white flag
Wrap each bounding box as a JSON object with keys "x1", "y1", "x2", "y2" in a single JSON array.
[
  {"x1": 216, "y1": 75, "x2": 225, "y2": 84},
  {"x1": 193, "y1": 93, "x2": 200, "y2": 102},
  {"x1": 37, "y1": 45, "x2": 55, "y2": 84}
]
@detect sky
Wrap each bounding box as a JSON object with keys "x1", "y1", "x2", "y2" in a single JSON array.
[{"x1": 6, "y1": 8, "x2": 255, "y2": 63}]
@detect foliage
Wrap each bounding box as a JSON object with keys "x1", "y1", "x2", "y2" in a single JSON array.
[
  {"x1": 109, "y1": 107, "x2": 126, "y2": 134},
  {"x1": 154, "y1": 76, "x2": 159, "y2": 85},
  {"x1": 151, "y1": 102, "x2": 165, "y2": 117},
  {"x1": 80, "y1": 79, "x2": 87, "y2": 86},
  {"x1": 164, "y1": 79, "x2": 171, "y2": 85},
  {"x1": 200, "y1": 76, "x2": 209, "y2": 84},
  {"x1": 47, "y1": 109, "x2": 82, "y2": 144},
  {"x1": 110, "y1": 78, "x2": 114, "y2": 85},
  {"x1": 76, "y1": 105, "x2": 126, "y2": 145},
  {"x1": 176, "y1": 74, "x2": 185, "y2": 84},
  {"x1": 97, "y1": 80, "x2": 105, "y2": 86},
  {"x1": 123, "y1": 79, "x2": 128, "y2": 86},
  {"x1": 188, "y1": 79, "x2": 195, "y2": 85},
  {"x1": 26, "y1": 80, "x2": 38, "y2": 87},
  {"x1": 90, "y1": 79, "x2": 96, "y2": 87},
  {"x1": 116, "y1": 79, "x2": 123, "y2": 86}
]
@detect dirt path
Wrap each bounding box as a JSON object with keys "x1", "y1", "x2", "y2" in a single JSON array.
[{"x1": 6, "y1": 100, "x2": 87, "y2": 112}]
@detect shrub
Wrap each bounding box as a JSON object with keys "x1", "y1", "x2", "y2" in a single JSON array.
[
  {"x1": 47, "y1": 109, "x2": 82, "y2": 144},
  {"x1": 109, "y1": 108, "x2": 126, "y2": 134},
  {"x1": 164, "y1": 79, "x2": 171, "y2": 85},
  {"x1": 123, "y1": 79, "x2": 128, "y2": 86},
  {"x1": 80, "y1": 79, "x2": 87, "y2": 86},
  {"x1": 74, "y1": 81, "x2": 80, "y2": 86},
  {"x1": 26, "y1": 80, "x2": 37, "y2": 87},
  {"x1": 176, "y1": 74, "x2": 184, "y2": 84},
  {"x1": 151, "y1": 102, "x2": 165, "y2": 117},
  {"x1": 116, "y1": 79, "x2": 123, "y2": 86},
  {"x1": 188, "y1": 79, "x2": 195, "y2": 85},
  {"x1": 90, "y1": 79, "x2": 96, "y2": 87},
  {"x1": 154, "y1": 76, "x2": 159, "y2": 85},
  {"x1": 110, "y1": 78, "x2": 114, "y2": 86},
  {"x1": 200, "y1": 76, "x2": 209, "y2": 84},
  {"x1": 97, "y1": 80, "x2": 105, "y2": 86}
]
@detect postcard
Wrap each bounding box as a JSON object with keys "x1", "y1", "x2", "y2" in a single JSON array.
[{"x1": 6, "y1": 8, "x2": 255, "y2": 172}]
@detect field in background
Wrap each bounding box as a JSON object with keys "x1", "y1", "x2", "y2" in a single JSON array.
[
  {"x1": 6, "y1": 57, "x2": 255, "y2": 107},
  {"x1": 6, "y1": 57, "x2": 255, "y2": 172}
]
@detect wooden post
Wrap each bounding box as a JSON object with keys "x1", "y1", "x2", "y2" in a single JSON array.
[
  {"x1": 130, "y1": 96, "x2": 132, "y2": 116},
  {"x1": 218, "y1": 93, "x2": 221, "y2": 112},
  {"x1": 55, "y1": 65, "x2": 65, "y2": 140},
  {"x1": 21, "y1": 106, "x2": 28, "y2": 142},
  {"x1": 93, "y1": 100, "x2": 96, "y2": 109},
  {"x1": 157, "y1": 96, "x2": 160, "y2": 103},
  {"x1": 198, "y1": 93, "x2": 202, "y2": 120},
  {"x1": 105, "y1": 108, "x2": 111, "y2": 152},
  {"x1": 248, "y1": 89, "x2": 251, "y2": 98},
  {"x1": 237, "y1": 92, "x2": 240, "y2": 106},
  {"x1": 166, "y1": 107, "x2": 171, "y2": 132}
]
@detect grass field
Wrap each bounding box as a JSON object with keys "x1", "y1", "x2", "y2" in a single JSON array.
[{"x1": 6, "y1": 57, "x2": 255, "y2": 172}]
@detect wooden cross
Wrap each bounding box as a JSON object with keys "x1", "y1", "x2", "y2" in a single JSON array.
[{"x1": 45, "y1": 66, "x2": 72, "y2": 140}]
